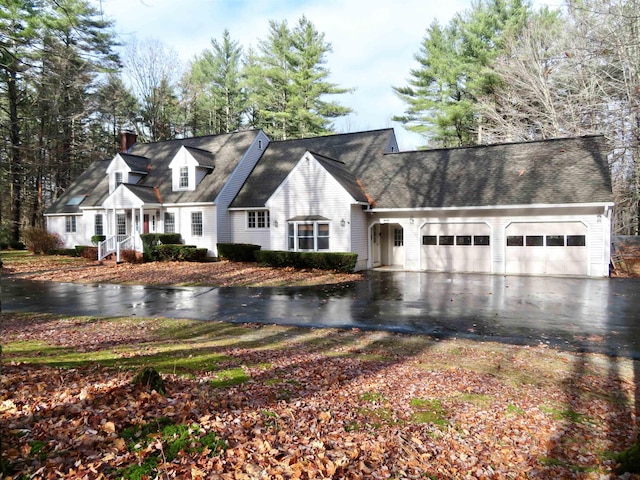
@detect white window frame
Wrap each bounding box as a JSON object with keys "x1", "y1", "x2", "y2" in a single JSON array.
[
  {"x1": 94, "y1": 214, "x2": 104, "y2": 236},
  {"x1": 65, "y1": 216, "x2": 77, "y2": 233},
  {"x1": 116, "y1": 214, "x2": 127, "y2": 236},
  {"x1": 287, "y1": 221, "x2": 330, "y2": 252},
  {"x1": 115, "y1": 171, "x2": 123, "y2": 186},
  {"x1": 179, "y1": 166, "x2": 189, "y2": 189},
  {"x1": 164, "y1": 212, "x2": 175, "y2": 233},
  {"x1": 247, "y1": 210, "x2": 270, "y2": 229},
  {"x1": 191, "y1": 211, "x2": 203, "y2": 236}
]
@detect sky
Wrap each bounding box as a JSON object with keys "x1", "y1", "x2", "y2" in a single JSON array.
[{"x1": 97, "y1": 0, "x2": 562, "y2": 150}]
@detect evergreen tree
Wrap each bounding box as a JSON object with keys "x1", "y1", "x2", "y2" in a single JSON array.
[
  {"x1": 246, "y1": 16, "x2": 351, "y2": 140},
  {"x1": 393, "y1": 0, "x2": 532, "y2": 147},
  {"x1": 185, "y1": 29, "x2": 246, "y2": 135}
]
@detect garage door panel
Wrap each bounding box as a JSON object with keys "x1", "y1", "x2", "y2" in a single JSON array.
[
  {"x1": 421, "y1": 223, "x2": 491, "y2": 273},
  {"x1": 505, "y1": 222, "x2": 587, "y2": 276}
]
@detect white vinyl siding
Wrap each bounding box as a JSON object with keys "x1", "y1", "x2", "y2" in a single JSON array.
[
  {"x1": 350, "y1": 205, "x2": 368, "y2": 271},
  {"x1": 267, "y1": 153, "x2": 355, "y2": 253},
  {"x1": 229, "y1": 210, "x2": 271, "y2": 248},
  {"x1": 216, "y1": 131, "x2": 270, "y2": 243}
]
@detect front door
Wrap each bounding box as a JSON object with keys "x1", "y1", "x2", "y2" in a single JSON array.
[
  {"x1": 143, "y1": 214, "x2": 150, "y2": 234},
  {"x1": 391, "y1": 226, "x2": 404, "y2": 266}
]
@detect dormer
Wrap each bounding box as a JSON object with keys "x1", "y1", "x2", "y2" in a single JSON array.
[
  {"x1": 168, "y1": 145, "x2": 215, "y2": 192},
  {"x1": 105, "y1": 153, "x2": 149, "y2": 193}
]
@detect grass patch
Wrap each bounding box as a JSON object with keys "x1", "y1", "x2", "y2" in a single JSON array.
[
  {"x1": 453, "y1": 392, "x2": 493, "y2": 406},
  {"x1": 539, "y1": 405, "x2": 590, "y2": 424},
  {"x1": 410, "y1": 398, "x2": 449, "y2": 428},
  {"x1": 359, "y1": 391, "x2": 386, "y2": 403},
  {"x1": 506, "y1": 403, "x2": 525, "y2": 416},
  {"x1": 210, "y1": 368, "x2": 250, "y2": 388}
]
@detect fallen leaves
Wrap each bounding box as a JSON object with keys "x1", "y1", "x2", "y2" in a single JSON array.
[{"x1": 2, "y1": 314, "x2": 639, "y2": 479}]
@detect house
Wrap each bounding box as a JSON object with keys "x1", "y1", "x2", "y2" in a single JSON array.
[{"x1": 45, "y1": 128, "x2": 614, "y2": 277}]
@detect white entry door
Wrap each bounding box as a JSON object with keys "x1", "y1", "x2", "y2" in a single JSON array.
[{"x1": 391, "y1": 226, "x2": 404, "y2": 266}]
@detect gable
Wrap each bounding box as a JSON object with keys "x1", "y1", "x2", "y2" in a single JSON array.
[
  {"x1": 266, "y1": 152, "x2": 362, "y2": 208},
  {"x1": 230, "y1": 129, "x2": 396, "y2": 208},
  {"x1": 102, "y1": 184, "x2": 148, "y2": 209}
]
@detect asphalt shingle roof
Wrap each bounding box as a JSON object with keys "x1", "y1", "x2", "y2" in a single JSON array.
[
  {"x1": 46, "y1": 130, "x2": 260, "y2": 214},
  {"x1": 230, "y1": 129, "x2": 395, "y2": 208},
  {"x1": 360, "y1": 135, "x2": 613, "y2": 209}
]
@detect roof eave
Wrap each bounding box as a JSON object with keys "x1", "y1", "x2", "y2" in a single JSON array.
[{"x1": 368, "y1": 202, "x2": 615, "y2": 213}]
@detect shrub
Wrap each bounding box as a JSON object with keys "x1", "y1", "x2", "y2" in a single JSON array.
[
  {"x1": 52, "y1": 248, "x2": 77, "y2": 256},
  {"x1": 91, "y1": 235, "x2": 106, "y2": 245},
  {"x1": 121, "y1": 248, "x2": 143, "y2": 264},
  {"x1": 255, "y1": 250, "x2": 357, "y2": 273},
  {"x1": 152, "y1": 244, "x2": 208, "y2": 262},
  {"x1": 217, "y1": 243, "x2": 262, "y2": 262},
  {"x1": 141, "y1": 233, "x2": 183, "y2": 260},
  {"x1": 76, "y1": 245, "x2": 98, "y2": 259},
  {"x1": 22, "y1": 228, "x2": 62, "y2": 254}
]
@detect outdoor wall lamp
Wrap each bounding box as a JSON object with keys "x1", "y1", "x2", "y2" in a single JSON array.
[
  {"x1": 340, "y1": 219, "x2": 346, "y2": 227},
  {"x1": 410, "y1": 217, "x2": 415, "y2": 225},
  {"x1": 274, "y1": 220, "x2": 279, "y2": 227}
]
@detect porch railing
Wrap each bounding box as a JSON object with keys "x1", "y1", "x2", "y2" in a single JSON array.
[{"x1": 98, "y1": 235, "x2": 141, "y2": 262}]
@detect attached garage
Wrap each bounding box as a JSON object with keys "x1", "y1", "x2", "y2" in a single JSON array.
[
  {"x1": 505, "y1": 222, "x2": 588, "y2": 276},
  {"x1": 420, "y1": 223, "x2": 491, "y2": 273}
]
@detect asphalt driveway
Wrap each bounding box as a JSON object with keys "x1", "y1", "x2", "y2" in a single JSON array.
[{"x1": 3, "y1": 271, "x2": 639, "y2": 359}]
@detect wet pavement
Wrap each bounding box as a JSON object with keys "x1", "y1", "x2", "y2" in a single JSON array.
[{"x1": 2, "y1": 271, "x2": 640, "y2": 359}]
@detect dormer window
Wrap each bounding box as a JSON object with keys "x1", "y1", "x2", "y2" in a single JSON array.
[
  {"x1": 179, "y1": 167, "x2": 189, "y2": 188},
  {"x1": 115, "y1": 172, "x2": 123, "y2": 186}
]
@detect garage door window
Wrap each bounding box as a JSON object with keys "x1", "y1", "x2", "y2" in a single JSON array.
[
  {"x1": 474, "y1": 235, "x2": 490, "y2": 246},
  {"x1": 526, "y1": 235, "x2": 544, "y2": 246},
  {"x1": 439, "y1": 235, "x2": 454, "y2": 245},
  {"x1": 567, "y1": 235, "x2": 586, "y2": 246},
  {"x1": 546, "y1": 235, "x2": 565, "y2": 246},
  {"x1": 422, "y1": 235, "x2": 437, "y2": 245},
  {"x1": 456, "y1": 235, "x2": 472, "y2": 246},
  {"x1": 507, "y1": 236, "x2": 524, "y2": 246}
]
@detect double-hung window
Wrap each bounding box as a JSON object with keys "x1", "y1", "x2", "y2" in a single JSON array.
[
  {"x1": 191, "y1": 211, "x2": 203, "y2": 236},
  {"x1": 288, "y1": 221, "x2": 330, "y2": 251},
  {"x1": 65, "y1": 216, "x2": 77, "y2": 233},
  {"x1": 179, "y1": 167, "x2": 189, "y2": 188},
  {"x1": 116, "y1": 214, "x2": 126, "y2": 236},
  {"x1": 247, "y1": 211, "x2": 270, "y2": 229},
  {"x1": 164, "y1": 212, "x2": 175, "y2": 233},
  {"x1": 94, "y1": 214, "x2": 104, "y2": 236}
]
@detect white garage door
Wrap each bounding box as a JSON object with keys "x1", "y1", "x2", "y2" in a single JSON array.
[
  {"x1": 505, "y1": 222, "x2": 588, "y2": 276},
  {"x1": 420, "y1": 223, "x2": 491, "y2": 273}
]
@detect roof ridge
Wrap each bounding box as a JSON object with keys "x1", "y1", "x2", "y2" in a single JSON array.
[
  {"x1": 268, "y1": 128, "x2": 394, "y2": 145},
  {"x1": 388, "y1": 134, "x2": 605, "y2": 156}
]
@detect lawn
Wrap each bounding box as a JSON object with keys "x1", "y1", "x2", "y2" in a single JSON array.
[{"x1": 1, "y1": 251, "x2": 639, "y2": 478}]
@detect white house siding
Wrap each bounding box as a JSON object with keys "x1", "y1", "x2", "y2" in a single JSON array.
[
  {"x1": 47, "y1": 214, "x2": 84, "y2": 249},
  {"x1": 216, "y1": 131, "x2": 270, "y2": 245},
  {"x1": 267, "y1": 154, "x2": 356, "y2": 254},
  {"x1": 367, "y1": 206, "x2": 611, "y2": 277},
  {"x1": 350, "y1": 205, "x2": 368, "y2": 271},
  {"x1": 229, "y1": 210, "x2": 271, "y2": 248},
  {"x1": 169, "y1": 205, "x2": 217, "y2": 255}
]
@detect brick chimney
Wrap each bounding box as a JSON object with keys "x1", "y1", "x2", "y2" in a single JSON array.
[{"x1": 120, "y1": 131, "x2": 138, "y2": 153}]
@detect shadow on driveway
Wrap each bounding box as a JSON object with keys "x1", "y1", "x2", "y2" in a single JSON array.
[{"x1": 3, "y1": 270, "x2": 639, "y2": 359}]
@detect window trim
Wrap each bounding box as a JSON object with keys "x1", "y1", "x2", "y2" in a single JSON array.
[
  {"x1": 287, "y1": 221, "x2": 330, "y2": 252},
  {"x1": 94, "y1": 214, "x2": 104, "y2": 236},
  {"x1": 179, "y1": 166, "x2": 189, "y2": 189},
  {"x1": 65, "y1": 216, "x2": 77, "y2": 233},
  {"x1": 191, "y1": 211, "x2": 203, "y2": 236},
  {"x1": 247, "y1": 210, "x2": 270, "y2": 229},
  {"x1": 164, "y1": 212, "x2": 175, "y2": 234}
]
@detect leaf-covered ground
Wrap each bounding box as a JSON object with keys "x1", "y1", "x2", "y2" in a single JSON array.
[
  {"x1": 0, "y1": 251, "x2": 361, "y2": 287},
  {"x1": 2, "y1": 313, "x2": 639, "y2": 479},
  {"x1": 1, "y1": 252, "x2": 639, "y2": 478}
]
